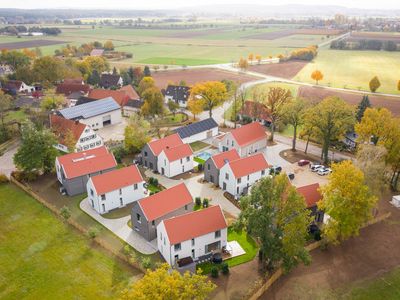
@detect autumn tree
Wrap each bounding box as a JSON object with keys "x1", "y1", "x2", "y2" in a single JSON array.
[
  {"x1": 103, "y1": 40, "x2": 114, "y2": 50},
  {"x1": 64, "y1": 129, "x2": 77, "y2": 153},
  {"x1": 282, "y1": 98, "x2": 309, "y2": 151},
  {"x1": 355, "y1": 107, "x2": 393, "y2": 145},
  {"x1": 356, "y1": 95, "x2": 371, "y2": 122},
  {"x1": 311, "y1": 70, "x2": 323, "y2": 85},
  {"x1": 40, "y1": 92, "x2": 65, "y2": 111},
  {"x1": 120, "y1": 263, "x2": 215, "y2": 300},
  {"x1": 369, "y1": 76, "x2": 381, "y2": 92},
  {"x1": 248, "y1": 53, "x2": 254, "y2": 62},
  {"x1": 255, "y1": 54, "x2": 262, "y2": 64},
  {"x1": 124, "y1": 114, "x2": 151, "y2": 154},
  {"x1": 384, "y1": 120, "x2": 400, "y2": 190},
  {"x1": 143, "y1": 65, "x2": 151, "y2": 77},
  {"x1": 238, "y1": 57, "x2": 249, "y2": 71},
  {"x1": 0, "y1": 91, "x2": 12, "y2": 127},
  {"x1": 397, "y1": 80, "x2": 400, "y2": 92},
  {"x1": 304, "y1": 97, "x2": 354, "y2": 164},
  {"x1": 33, "y1": 56, "x2": 80, "y2": 87},
  {"x1": 319, "y1": 161, "x2": 378, "y2": 245},
  {"x1": 237, "y1": 174, "x2": 311, "y2": 272},
  {"x1": 265, "y1": 87, "x2": 292, "y2": 142},
  {"x1": 190, "y1": 81, "x2": 227, "y2": 118},
  {"x1": 141, "y1": 87, "x2": 164, "y2": 117},
  {"x1": 187, "y1": 98, "x2": 203, "y2": 120},
  {"x1": 167, "y1": 100, "x2": 180, "y2": 117},
  {"x1": 137, "y1": 76, "x2": 155, "y2": 95}
]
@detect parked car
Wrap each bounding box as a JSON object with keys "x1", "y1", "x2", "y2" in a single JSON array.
[
  {"x1": 311, "y1": 164, "x2": 325, "y2": 172},
  {"x1": 298, "y1": 159, "x2": 310, "y2": 166},
  {"x1": 287, "y1": 173, "x2": 295, "y2": 180},
  {"x1": 270, "y1": 166, "x2": 282, "y2": 175},
  {"x1": 317, "y1": 168, "x2": 332, "y2": 176}
]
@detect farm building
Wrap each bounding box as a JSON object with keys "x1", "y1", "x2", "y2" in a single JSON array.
[
  {"x1": 173, "y1": 118, "x2": 218, "y2": 144},
  {"x1": 204, "y1": 149, "x2": 240, "y2": 186},
  {"x1": 164, "y1": 85, "x2": 190, "y2": 107},
  {"x1": 157, "y1": 205, "x2": 227, "y2": 266},
  {"x1": 55, "y1": 146, "x2": 117, "y2": 196},
  {"x1": 50, "y1": 114, "x2": 103, "y2": 153},
  {"x1": 87, "y1": 165, "x2": 146, "y2": 214},
  {"x1": 100, "y1": 74, "x2": 123, "y2": 89},
  {"x1": 58, "y1": 97, "x2": 121, "y2": 130},
  {"x1": 131, "y1": 183, "x2": 194, "y2": 241}
]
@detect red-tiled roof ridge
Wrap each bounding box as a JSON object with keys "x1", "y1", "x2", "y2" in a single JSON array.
[
  {"x1": 211, "y1": 149, "x2": 240, "y2": 169},
  {"x1": 50, "y1": 114, "x2": 86, "y2": 145},
  {"x1": 56, "y1": 82, "x2": 90, "y2": 96},
  {"x1": 119, "y1": 85, "x2": 140, "y2": 100},
  {"x1": 162, "y1": 143, "x2": 193, "y2": 162},
  {"x1": 138, "y1": 183, "x2": 192, "y2": 221},
  {"x1": 228, "y1": 153, "x2": 270, "y2": 178},
  {"x1": 230, "y1": 122, "x2": 267, "y2": 147},
  {"x1": 148, "y1": 133, "x2": 183, "y2": 156},
  {"x1": 90, "y1": 165, "x2": 144, "y2": 195},
  {"x1": 88, "y1": 89, "x2": 129, "y2": 107},
  {"x1": 296, "y1": 183, "x2": 322, "y2": 208},
  {"x1": 163, "y1": 205, "x2": 227, "y2": 245}
]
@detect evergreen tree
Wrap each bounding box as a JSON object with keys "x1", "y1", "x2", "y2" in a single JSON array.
[
  {"x1": 143, "y1": 65, "x2": 151, "y2": 77},
  {"x1": 112, "y1": 66, "x2": 118, "y2": 75},
  {"x1": 87, "y1": 70, "x2": 100, "y2": 86},
  {"x1": 356, "y1": 95, "x2": 371, "y2": 122}
]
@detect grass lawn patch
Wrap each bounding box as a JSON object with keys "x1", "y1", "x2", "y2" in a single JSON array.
[
  {"x1": 159, "y1": 112, "x2": 187, "y2": 126},
  {"x1": 102, "y1": 202, "x2": 135, "y2": 219},
  {"x1": 194, "y1": 157, "x2": 206, "y2": 164},
  {"x1": 190, "y1": 141, "x2": 210, "y2": 152},
  {"x1": 0, "y1": 183, "x2": 140, "y2": 299},
  {"x1": 5, "y1": 110, "x2": 27, "y2": 123}
]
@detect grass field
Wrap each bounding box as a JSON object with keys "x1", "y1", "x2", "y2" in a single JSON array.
[
  {"x1": 0, "y1": 183, "x2": 140, "y2": 300},
  {"x1": 295, "y1": 48, "x2": 400, "y2": 94}
]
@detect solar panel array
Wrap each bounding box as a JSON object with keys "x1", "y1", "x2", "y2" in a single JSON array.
[
  {"x1": 59, "y1": 97, "x2": 120, "y2": 120},
  {"x1": 174, "y1": 118, "x2": 218, "y2": 139}
]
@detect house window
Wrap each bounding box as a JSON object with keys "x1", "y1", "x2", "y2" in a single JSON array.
[
  {"x1": 237, "y1": 178, "x2": 241, "y2": 184},
  {"x1": 191, "y1": 238, "x2": 195, "y2": 246},
  {"x1": 164, "y1": 159, "x2": 166, "y2": 166},
  {"x1": 180, "y1": 158, "x2": 183, "y2": 164},
  {"x1": 231, "y1": 141, "x2": 234, "y2": 146},
  {"x1": 136, "y1": 213, "x2": 141, "y2": 223},
  {"x1": 215, "y1": 230, "x2": 221, "y2": 238},
  {"x1": 225, "y1": 173, "x2": 229, "y2": 180},
  {"x1": 262, "y1": 170, "x2": 265, "y2": 175},
  {"x1": 207, "y1": 164, "x2": 210, "y2": 170},
  {"x1": 247, "y1": 175, "x2": 250, "y2": 180},
  {"x1": 144, "y1": 151, "x2": 148, "y2": 157},
  {"x1": 174, "y1": 254, "x2": 179, "y2": 262},
  {"x1": 185, "y1": 205, "x2": 188, "y2": 210},
  {"x1": 119, "y1": 189, "x2": 122, "y2": 195},
  {"x1": 101, "y1": 194, "x2": 106, "y2": 200},
  {"x1": 174, "y1": 243, "x2": 181, "y2": 251},
  {"x1": 152, "y1": 220, "x2": 155, "y2": 226},
  {"x1": 192, "y1": 249, "x2": 195, "y2": 258},
  {"x1": 186, "y1": 156, "x2": 190, "y2": 162},
  {"x1": 134, "y1": 183, "x2": 138, "y2": 190},
  {"x1": 90, "y1": 189, "x2": 94, "y2": 196},
  {"x1": 120, "y1": 198, "x2": 123, "y2": 206},
  {"x1": 237, "y1": 187, "x2": 239, "y2": 194},
  {"x1": 160, "y1": 232, "x2": 163, "y2": 240}
]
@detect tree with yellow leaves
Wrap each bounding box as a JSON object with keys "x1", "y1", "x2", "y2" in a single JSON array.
[
  {"x1": 64, "y1": 129, "x2": 77, "y2": 153},
  {"x1": 40, "y1": 91, "x2": 65, "y2": 111},
  {"x1": 255, "y1": 54, "x2": 262, "y2": 64},
  {"x1": 103, "y1": 40, "x2": 114, "y2": 50},
  {"x1": 397, "y1": 80, "x2": 400, "y2": 92},
  {"x1": 248, "y1": 53, "x2": 254, "y2": 62},
  {"x1": 369, "y1": 76, "x2": 381, "y2": 92},
  {"x1": 119, "y1": 263, "x2": 216, "y2": 300},
  {"x1": 238, "y1": 57, "x2": 249, "y2": 71},
  {"x1": 187, "y1": 98, "x2": 204, "y2": 120},
  {"x1": 190, "y1": 81, "x2": 227, "y2": 118},
  {"x1": 137, "y1": 76, "x2": 155, "y2": 95},
  {"x1": 311, "y1": 70, "x2": 323, "y2": 85},
  {"x1": 355, "y1": 107, "x2": 393, "y2": 145},
  {"x1": 318, "y1": 160, "x2": 378, "y2": 245}
]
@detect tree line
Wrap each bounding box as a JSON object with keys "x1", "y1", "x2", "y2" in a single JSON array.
[{"x1": 331, "y1": 38, "x2": 399, "y2": 51}]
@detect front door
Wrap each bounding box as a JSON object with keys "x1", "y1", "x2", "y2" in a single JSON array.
[
  {"x1": 161, "y1": 168, "x2": 165, "y2": 175},
  {"x1": 223, "y1": 182, "x2": 227, "y2": 190}
]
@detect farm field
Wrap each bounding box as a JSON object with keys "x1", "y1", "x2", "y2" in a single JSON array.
[
  {"x1": 294, "y1": 49, "x2": 400, "y2": 94},
  {"x1": 0, "y1": 183, "x2": 140, "y2": 300},
  {"x1": 248, "y1": 60, "x2": 309, "y2": 79}
]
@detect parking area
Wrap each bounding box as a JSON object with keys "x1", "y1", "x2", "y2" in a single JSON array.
[
  {"x1": 284, "y1": 164, "x2": 329, "y2": 187},
  {"x1": 97, "y1": 117, "x2": 128, "y2": 141}
]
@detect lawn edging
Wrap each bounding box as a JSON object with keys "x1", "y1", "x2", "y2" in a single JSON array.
[{"x1": 9, "y1": 176, "x2": 146, "y2": 273}]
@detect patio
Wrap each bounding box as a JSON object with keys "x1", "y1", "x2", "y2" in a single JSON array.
[{"x1": 223, "y1": 240, "x2": 246, "y2": 260}]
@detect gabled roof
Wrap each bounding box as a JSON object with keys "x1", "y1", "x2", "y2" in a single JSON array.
[
  {"x1": 163, "y1": 205, "x2": 227, "y2": 245},
  {"x1": 138, "y1": 183, "x2": 192, "y2": 221},
  {"x1": 56, "y1": 83, "x2": 90, "y2": 96},
  {"x1": 58, "y1": 97, "x2": 120, "y2": 120},
  {"x1": 4, "y1": 80, "x2": 23, "y2": 90},
  {"x1": 57, "y1": 146, "x2": 117, "y2": 179},
  {"x1": 229, "y1": 122, "x2": 267, "y2": 147},
  {"x1": 119, "y1": 85, "x2": 140, "y2": 100},
  {"x1": 174, "y1": 118, "x2": 218, "y2": 139},
  {"x1": 147, "y1": 133, "x2": 183, "y2": 156},
  {"x1": 90, "y1": 165, "x2": 144, "y2": 195},
  {"x1": 88, "y1": 89, "x2": 129, "y2": 106},
  {"x1": 75, "y1": 96, "x2": 97, "y2": 106},
  {"x1": 162, "y1": 143, "x2": 193, "y2": 162},
  {"x1": 239, "y1": 100, "x2": 272, "y2": 122},
  {"x1": 100, "y1": 74, "x2": 122, "y2": 88},
  {"x1": 50, "y1": 114, "x2": 86, "y2": 145},
  {"x1": 211, "y1": 149, "x2": 240, "y2": 169},
  {"x1": 90, "y1": 49, "x2": 104, "y2": 56},
  {"x1": 165, "y1": 85, "x2": 190, "y2": 102},
  {"x1": 228, "y1": 153, "x2": 270, "y2": 178},
  {"x1": 296, "y1": 183, "x2": 322, "y2": 208},
  {"x1": 64, "y1": 78, "x2": 84, "y2": 84},
  {"x1": 125, "y1": 99, "x2": 144, "y2": 109}
]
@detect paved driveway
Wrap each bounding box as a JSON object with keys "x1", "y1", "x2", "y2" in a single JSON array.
[
  {"x1": 0, "y1": 140, "x2": 19, "y2": 177},
  {"x1": 97, "y1": 118, "x2": 128, "y2": 142},
  {"x1": 80, "y1": 198, "x2": 158, "y2": 254}
]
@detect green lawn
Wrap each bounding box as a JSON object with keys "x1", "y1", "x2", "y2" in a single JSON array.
[
  {"x1": 159, "y1": 112, "x2": 187, "y2": 125},
  {"x1": 147, "y1": 183, "x2": 161, "y2": 193},
  {"x1": 190, "y1": 141, "x2": 210, "y2": 152},
  {"x1": 0, "y1": 183, "x2": 140, "y2": 300},
  {"x1": 294, "y1": 48, "x2": 400, "y2": 94},
  {"x1": 5, "y1": 110, "x2": 27, "y2": 123},
  {"x1": 194, "y1": 157, "x2": 206, "y2": 164}
]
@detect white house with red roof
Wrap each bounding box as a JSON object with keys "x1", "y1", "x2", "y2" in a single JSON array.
[
  {"x1": 55, "y1": 146, "x2": 117, "y2": 196},
  {"x1": 219, "y1": 122, "x2": 267, "y2": 157},
  {"x1": 204, "y1": 149, "x2": 240, "y2": 186},
  {"x1": 157, "y1": 205, "x2": 228, "y2": 266},
  {"x1": 219, "y1": 153, "x2": 271, "y2": 197},
  {"x1": 157, "y1": 143, "x2": 194, "y2": 178},
  {"x1": 131, "y1": 183, "x2": 194, "y2": 241},
  {"x1": 86, "y1": 165, "x2": 146, "y2": 214}
]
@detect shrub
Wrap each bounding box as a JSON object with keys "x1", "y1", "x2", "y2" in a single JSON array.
[
  {"x1": 0, "y1": 173, "x2": 9, "y2": 184},
  {"x1": 195, "y1": 197, "x2": 202, "y2": 206},
  {"x1": 123, "y1": 245, "x2": 131, "y2": 256},
  {"x1": 141, "y1": 257, "x2": 152, "y2": 269},
  {"x1": 202, "y1": 198, "x2": 209, "y2": 208},
  {"x1": 88, "y1": 227, "x2": 99, "y2": 239},
  {"x1": 221, "y1": 262, "x2": 229, "y2": 275},
  {"x1": 148, "y1": 177, "x2": 158, "y2": 186},
  {"x1": 60, "y1": 206, "x2": 71, "y2": 220},
  {"x1": 112, "y1": 146, "x2": 127, "y2": 163},
  {"x1": 211, "y1": 266, "x2": 219, "y2": 278}
]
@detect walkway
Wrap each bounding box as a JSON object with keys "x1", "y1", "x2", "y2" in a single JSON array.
[
  {"x1": 0, "y1": 139, "x2": 19, "y2": 177},
  {"x1": 80, "y1": 198, "x2": 158, "y2": 254}
]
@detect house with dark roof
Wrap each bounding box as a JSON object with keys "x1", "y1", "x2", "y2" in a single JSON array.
[
  {"x1": 219, "y1": 122, "x2": 267, "y2": 157},
  {"x1": 55, "y1": 146, "x2": 117, "y2": 196},
  {"x1": 3, "y1": 80, "x2": 35, "y2": 94},
  {"x1": 204, "y1": 149, "x2": 240, "y2": 186},
  {"x1": 164, "y1": 85, "x2": 190, "y2": 108},
  {"x1": 87, "y1": 165, "x2": 146, "y2": 214},
  {"x1": 219, "y1": 153, "x2": 271, "y2": 197},
  {"x1": 131, "y1": 183, "x2": 194, "y2": 241},
  {"x1": 123, "y1": 99, "x2": 144, "y2": 116},
  {"x1": 297, "y1": 183, "x2": 324, "y2": 222},
  {"x1": 173, "y1": 118, "x2": 218, "y2": 144},
  {"x1": 58, "y1": 97, "x2": 121, "y2": 130},
  {"x1": 99, "y1": 73, "x2": 123, "y2": 89},
  {"x1": 50, "y1": 114, "x2": 103, "y2": 153},
  {"x1": 157, "y1": 205, "x2": 227, "y2": 266},
  {"x1": 238, "y1": 100, "x2": 272, "y2": 126}
]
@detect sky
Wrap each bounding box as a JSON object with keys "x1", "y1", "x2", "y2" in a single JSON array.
[{"x1": 0, "y1": 0, "x2": 399, "y2": 10}]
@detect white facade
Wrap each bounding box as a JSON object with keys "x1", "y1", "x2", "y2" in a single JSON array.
[
  {"x1": 78, "y1": 109, "x2": 121, "y2": 130},
  {"x1": 17, "y1": 82, "x2": 35, "y2": 93},
  {"x1": 219, "y1": 163, "x2": 269, "y2": 197},
  {"x1": 86, "y1": 179, "x2": 146, "y2": 214},
  {"x1": 165, "y1": 95, "x2": 187, "y2": 108},
  {"x1": 157, "y1": 151, "x2": 193, "y2": 178},
  {"x1": 157, "y1": 221, "x2": 227, "y2": 266},
  {"x1": 219, "y1": 134, "x2": 267, "y2": 157},
  {"x1": 181, "y1": 127, "x2": 219, "y2": 144},
  {"x1": 54, "y1": 125, "x2": 103, "y2": 153}
]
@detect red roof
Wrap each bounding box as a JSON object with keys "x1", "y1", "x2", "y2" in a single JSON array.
[
  {"x1": 50, "y1": 114, "x2": 86, "y2": 145},
  {"x1": 228, "y1": 153, "x2": 270, "y2": 178},
  {"x1": 91, "y1": 165, "x2": 144, "y2": 195},
  {"x1": 230, "y1": 122, "x2": 267, "y2": 147},
  {"x1": 163, "y1": 205, "x2": 227, "y2": 245},
  {"x1": 56, "y1": 83, "x2": 90, "y2": 96},
  {"x1": 163, "y1": 143, "x2": 193, "y2": 162},
  {"x1": 119, "y1": 85, "x2": 140, "y2": 100},
  {"x1": 211, "y1": 149, "x2": 240, "y2": 169},
  {"x1": 148, "y1": 134, "x2": 183, "y2": 156},
  {"x1": 57, "y1": 146, "x2": 117, "y2": 179},
  {"x1": 138, "y1": 183, "x2": 192, "y2": 221},
  {"x1": 64, "y1": 78, "x2": 83, "y2": 84},
  {"x1": 297, "y1": 183, "x2": 322, "y2": 208},
  {"x1": 239, "y1": 101, "x2": 272, "y2": 122},
  {"x1": 88, "y1": 89, "x2": 130, "y2": 106}
]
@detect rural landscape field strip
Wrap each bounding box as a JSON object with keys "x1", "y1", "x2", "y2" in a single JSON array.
[{"x1": 0, "y1": 39, "x2": 67, "y2": 50}]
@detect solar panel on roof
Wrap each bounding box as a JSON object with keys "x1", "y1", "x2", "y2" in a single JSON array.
[
  {"x1": 174, "y1": 118, "x2": 218, "y2": 139},
  {"x1": 59, "y1": 97, "x2": 120, "y2": 120}
]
